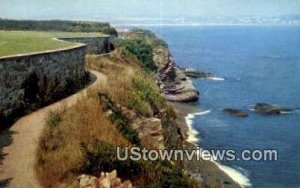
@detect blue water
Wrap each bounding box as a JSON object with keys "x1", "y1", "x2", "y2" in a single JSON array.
[{"x1": 150, "y1": 26, "x2": 300, "y2": 188}]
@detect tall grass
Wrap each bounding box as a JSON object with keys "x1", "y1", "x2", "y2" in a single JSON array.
[
  {"x1": 36, "y1": 97, "x2": 130, "y2": 187},
  {"x1": 86, "y1": 51, "x2": 165, "y2": 117},
  {"x1": 36, "y1": 50, "x2": 199, "y2": 187}
]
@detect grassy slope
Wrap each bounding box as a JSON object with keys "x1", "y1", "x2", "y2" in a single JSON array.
[
  {"x1": 36, "y1": 51, "x2": 198, "y2": 188},
  {"x1": 0, "y1": 30, "x2": 104, "y2": 57}
]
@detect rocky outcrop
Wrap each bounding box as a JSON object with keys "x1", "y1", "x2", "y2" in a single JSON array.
[
  {"x1": 254, "y1": 103, "x2": 292, "y2": 115},
  {"x1": 132, "y1": 117, "x2": 165, "y2": 150},
  {"x1": 223, "y1": 108, "x2": 249, "y2": 117},
  {"x1": 78, "y1": 170, "x2": 132, "y2": 188},
  {"x1": 153, "y1": 47, "x2": 199, "y2": 102},
  {"x1": 121, "y1": 106, "x2": 165, "y2": 149},
  {"x1": 179, "y1": 67, "x2": 213, "y2": 79}
]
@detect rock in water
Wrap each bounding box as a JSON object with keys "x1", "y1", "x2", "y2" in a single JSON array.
[
  {"x1": 181, "y1": 67, "x2": 214, "y2": 79},
  {"x1": 254, "y1": 103, "x2": 292, "y2": 115},
  {"x1": 223, "y1": 108, "x2": 249, "y2": 117}
]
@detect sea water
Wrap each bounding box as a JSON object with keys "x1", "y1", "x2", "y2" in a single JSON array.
[{"x1": 150, "y1": 25, "x2": 300, "y2": 188}]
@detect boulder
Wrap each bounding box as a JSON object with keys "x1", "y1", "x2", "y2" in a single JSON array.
[
  {"x1": 223, "y1": 108, "x2": 249, "y2": 117},
  {"x1": 78, "y1": 174, "x2": 98, "y2": 188},
  {"x1": 181, "y1": 68, "x2": 213, "y2": 79},
  {"x1": 132, "y1": 117, "x2": 165, "y2": 150},
  {"x1": 78, "y1": 170, "x2": 132, "y2": 188},
  {"x1": 254, "y1": 103, "x2": 292, "y2": 115}
]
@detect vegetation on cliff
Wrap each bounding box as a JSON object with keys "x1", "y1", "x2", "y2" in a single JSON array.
[{"x1": 36, "y1": 50, "x2": 198, "y2": 187}]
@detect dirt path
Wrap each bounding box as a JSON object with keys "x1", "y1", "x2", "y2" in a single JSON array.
[{"x1": 0, "y1": 70, "x2": 106, "y2": 188}]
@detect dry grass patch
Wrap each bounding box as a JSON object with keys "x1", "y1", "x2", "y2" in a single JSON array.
[
  {"x1": 36, "y1": 97, "x2": 130, "y2": 187},
  {"x1": 36, "y1": 50, "x2": 199, "y2": 188},
  {"x1": 86, "y1": 51, "x2": 165, "y2": 117}
]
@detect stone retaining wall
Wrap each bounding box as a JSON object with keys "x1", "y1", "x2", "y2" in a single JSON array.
[
  {"x1": 59, "y1": 36, "x2": 113, "y2": 54},
  {"x1": 0, "y1": 36, "x2": 113, "y2": 119},
  {"x1": 0, "y1": 44, "x2": 87, "y2": 117}
]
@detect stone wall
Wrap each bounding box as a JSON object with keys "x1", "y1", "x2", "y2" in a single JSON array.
[
  {"x1": 0, "y1": 35, "x2": 114, "y2": 120},
  {"x1": 0, "y1": 44, "x2": 87, "y2": 118},
  {"x1": 59, "y1": 36, "x2": 113, "y2": 54}
]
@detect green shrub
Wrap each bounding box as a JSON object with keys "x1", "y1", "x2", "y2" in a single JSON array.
[
  {"x1": 98, "y1": 92, "x2": 140, "y2": 145},
  {"x1": 132, "y1": 76, "x2": 165, "y2": 115},
  {"x1": 81, "y1": 141, "x2": 141, "y2": 177},
  {"x1": 47, "y1": 111, "x2": 61, "y2": 128},
  {"x1": 0, "y1": 19, "x2": 118, "y2": 36},
  {"x1": 116, "y1": 39, "x2": 157, "y2": 72},
  {"x1": 81, "y1": 141, "x2": 198, "y2": 188}
]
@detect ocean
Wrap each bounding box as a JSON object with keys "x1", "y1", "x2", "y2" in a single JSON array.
[{"x1": 148, "y1": 25, "x2": 300, "y2": 188}]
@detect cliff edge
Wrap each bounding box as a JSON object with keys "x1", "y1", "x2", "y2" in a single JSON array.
[
  {"x1": 118, "y1": 29, "x2": 199, "y2": 103},
  {"x1": 153, "y1": 46, "x2": 199, "y2": 102}
]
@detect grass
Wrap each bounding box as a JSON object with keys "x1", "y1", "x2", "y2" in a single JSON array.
[
  {"x1": 36, "y1": 50, "x2": 199, "y2": 187},
  {"x1": 37, "y1": 88, "x2": 197, "y2": 188},
  {"x1": 36, "y1": 97, "x2": 131, "y2": 187},
  {"x1": 86, "y1": 50, "x2": 165, "y2": 117},
  {"x1": 0, "y1": 30, "x2": 105, "y2": 57}
]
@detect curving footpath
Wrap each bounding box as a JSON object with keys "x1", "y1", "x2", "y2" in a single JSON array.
[{"x1": 0, "y1": 70, "x2": 106, "y2": 188}]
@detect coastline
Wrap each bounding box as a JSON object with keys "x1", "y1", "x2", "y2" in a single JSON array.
[
  {"x1": 172, "y1": 102, "x2": 251, "y2": 188},
  {"x1": 117, "y1": 27, "x2": 249, "y2": 187}
]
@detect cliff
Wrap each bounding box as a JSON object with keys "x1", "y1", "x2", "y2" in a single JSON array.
[
  {"x1": 118, "y1": 29, "x2": 200, "y2": 103},
  {"x1": 153, "y1": 47, "x2": 200, "y2": 102}
]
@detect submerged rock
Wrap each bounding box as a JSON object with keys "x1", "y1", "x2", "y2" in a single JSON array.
[
  {"x1": 254, "y1": 103, "x2": 292, "y2": 115},
  {"x1": 223, "y1": 108, "x2": 249, "y2": 117},
  {"x1": 180, "y1": 67, "x2": 214, "y2": 79}
]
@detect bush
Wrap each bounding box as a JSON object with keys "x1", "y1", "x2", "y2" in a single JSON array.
[
  {"x1": 98, "y1": 92, "x2": 140, "y2": 145},
  {"x1": 0, "y1": 19, "x2": 118, "y2": 36},
  {"x1": 46, "y1": 111, "x2": 61, "y2": 128},
  {"x1": 116, "y1": 39, "x2": 157, "y2": 72},
  {"x1": 132, "y1": 76, "x2": 164, "y2": 110},
  {"x1": 81, "y1": 141, "x2": 198, "y2": 188},
  {"x1": 81, "y1": 141, "x2": 141, "y2": 178}
]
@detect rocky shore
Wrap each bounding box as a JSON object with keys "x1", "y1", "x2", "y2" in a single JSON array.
[
  {"x1": 150, "y1": 33, "x2": 240, "y2": 187},
  {"x1": 172, "y1": 102, "x2": 240, "y2": 188},
  {"x1": 117, "y1": 29, "x2": 238, "y2": 187}
]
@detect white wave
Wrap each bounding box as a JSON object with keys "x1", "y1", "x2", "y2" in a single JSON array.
[
  {"x1": 280, "y1": 111, "x2": 292, "y2": 114},
  {"x1": 185, "y1": 110, "x2": 211, "y2": 145},
  {"x1": 248, "y1": 108, "x2": 255, "y2": 111},
  {"x1": 215, "y1": 163, "x2": 251, "y2": 187},
  {"x1": 193, "y1": 110, "x2": 212, "y2": 116},
  {"x1": 207, "y1": 77, "x2": 225, "y2": 81},
  {"x1": 185, "y1": 110, "x2": 251, "y2": 187},
  {"x1": 194, "y1": 148, "x2": 251, "y2": 187}
]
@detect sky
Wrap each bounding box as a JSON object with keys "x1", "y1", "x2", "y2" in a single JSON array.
[{"x1": 1, "y1": 0, "x2": 300, "y2": 21}]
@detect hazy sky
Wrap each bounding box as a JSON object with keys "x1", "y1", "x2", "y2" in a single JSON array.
[{"x1": 1, "y1": 0, "x2": 300, "y2": 21}]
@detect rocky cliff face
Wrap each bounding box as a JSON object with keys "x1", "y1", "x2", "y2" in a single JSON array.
[{"x1": 153, "y1": 47, "x2": 199, "y2": 102}]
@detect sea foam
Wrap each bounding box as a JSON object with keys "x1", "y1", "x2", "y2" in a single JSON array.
[
  {"x1": 185, "y1": 110, "x2": 251, "y2": 187},
  {"x1": 185, "y1": 110, "x2": 211, "y2": 145},
  {"x1": 207, "y1": 77, "x2": 225, "y2": 81}
]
